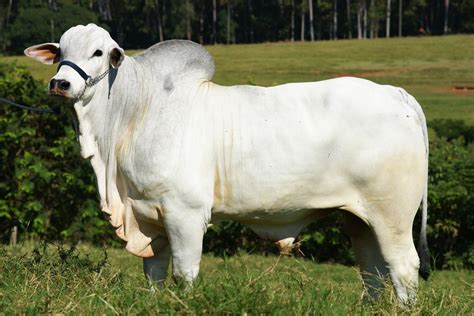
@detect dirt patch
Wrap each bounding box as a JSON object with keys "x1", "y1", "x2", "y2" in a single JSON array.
[{"x1": 432, "y1": 86, "x2": 474, "y2": 96}]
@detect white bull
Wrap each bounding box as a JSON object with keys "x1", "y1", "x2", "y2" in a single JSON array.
[{"x1": 25, "y1": 24, "x2": 429, "y2": 303}]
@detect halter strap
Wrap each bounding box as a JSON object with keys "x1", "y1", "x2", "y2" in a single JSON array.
[
  {"x1": 57, "y1": 60, "x2": 110, "y2": 88},
  {"x1": 57, "y1": 60, "x2": 91, "y2": 82}
]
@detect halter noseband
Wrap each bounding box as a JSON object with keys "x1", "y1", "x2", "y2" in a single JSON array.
[{"x1": 57, "y1": 60, "x2": 110, "y2": 88}]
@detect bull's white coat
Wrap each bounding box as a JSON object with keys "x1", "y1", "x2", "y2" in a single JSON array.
[{"x1": 25, "y1": 24, "x2": 429, "y2": 303}]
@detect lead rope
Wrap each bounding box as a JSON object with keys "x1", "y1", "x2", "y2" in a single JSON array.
[{"x1": 0, "y1": 96, "x2": 55, "y2": 114}]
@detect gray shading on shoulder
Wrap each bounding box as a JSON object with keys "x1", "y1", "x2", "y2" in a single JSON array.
[
  {"x1": 163, "y1": 75, "x2": 174, "y2": 92},
  {"x1": 132, "y1": 40, "x2": 215, "y2": 91}
]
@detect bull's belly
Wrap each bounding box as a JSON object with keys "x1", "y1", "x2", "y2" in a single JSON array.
[
  {"x1": 210, "y1": 174, "x2": 357, "y2": 240},
  {"x1": 212, "y1": 205, "x2": 332, "y2": 223}
]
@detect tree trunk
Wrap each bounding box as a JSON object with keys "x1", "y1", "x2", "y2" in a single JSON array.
[
  {"x1": 185, "y1": 0, "x2": 192, "y2": 40},
  {"x1": 50, "y1": 19, "x2": 55, "y2": 42},
  {"x1": 444, "y1": 0, "x2": 449, "y2": 34},
  {"x1": 398, "y1": 0, "x2": 402, "y2": 37},
  {"x1": 155, "y1": 0, "x2": 164, "y2": 42},
  {"x1": 227, "y1": 0, "x2": 231, "y2": 44},
  {"x1": 9, "y1": 226, "x2": 17, "y2": 246},
  {"x1": 248, "y1": 0, "x2": 254, "y2": 43},
  {"x1": 291, "y1": 0, "x2": 295, "y2": 41},
  {"x1": 369, "y1": 0, "x2": 374, "y2": 38},
  {"x1": 386, "y1": 0, "x2": 391, "y2": 38},
  {"x1": 200, "y1": 12, "x2": 204, "y2": 44},
  {"x1": 333, "y1": 0, "x2": 338, "y2": 40},
  {"x1": 6, "y1": 0, "x2": 12, "y2": 23},
  {"x1": 357, "y1": 1, "x2": 362, "y2": 39},
  {"x1": 97, "y1": 0, "x2": 112, "y2": 21},
  {"x1": 162, "y1": 0, "x2": 166, "y2": 29},
  {"x1": 212, "y1": 0, "x2": 217, "y2": 44},
  {"x1": 357, "y1": 0, "x2": 367, "y2": 39},
  {"x1": 363, "y1": 1, "x2": 367, "y2": 38},
  {"x1": 301, "y1": 1, "x2": 305, "y2": 41},
  {"x1": 347, "y1": 0, "x2": 352, "y2": 39},
  {"x1": 308, "y1": 0, "x2": 314, "y2": 41}
]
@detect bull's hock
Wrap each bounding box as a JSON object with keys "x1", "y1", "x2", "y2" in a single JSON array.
[{"x1": 25, "y1": 23, "x2": 430, "y2": 303}]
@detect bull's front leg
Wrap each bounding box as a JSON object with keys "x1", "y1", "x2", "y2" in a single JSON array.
[
  {"x1": 162, "y1": 199, "x2": 210, "y2": 285},
  {"x1": 143, "y1": 236, "x2": 171, "y2": 286}
]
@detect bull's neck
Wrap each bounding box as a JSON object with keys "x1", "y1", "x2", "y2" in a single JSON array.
[{"x1": 72, "y1": 56, "x2": 146, "y2": 160}]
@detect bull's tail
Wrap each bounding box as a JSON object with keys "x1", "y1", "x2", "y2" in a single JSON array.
[
  {"x1": 403, "y1": 90, "x2": 431, "y2": 280},
  {"x1": 419, "y1": 183, "x2": 430, "y2": 280}
]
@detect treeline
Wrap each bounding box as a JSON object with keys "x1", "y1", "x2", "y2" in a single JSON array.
[
  {"x1": 1, "y1": 63, "x2": 473, "y2": 269},
  {"x1": 1, "y1": 0, "x2": 474, "y2": 54}
]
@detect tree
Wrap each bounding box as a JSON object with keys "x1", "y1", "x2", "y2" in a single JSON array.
[
  {"x1": 0, "y1": 0, "x2": 13, "y2": 52},
  {"x1": 444, "y1": 0, "x2": 449, "y2": 34},
  {"x1": 357, "y1": 0, "x2": 366, "y2": 39},
  {"x1": 247, "y1": 0, "x2": 254, "y2": 43},
  {"x1": 368, "y1": 0, "x2": 374, "y2": 38},
  {"x1": 308, "y1": 0, "x2": 314, "y2": 41},
  {"x1": 97, "y1": 0, "x2": 112, "y2": 21},
  {"x1": 333, "y1": 0, "x2": 337, "y2": 39},
  {"x1": 386, "y1": 0, "x2": 391, "y2": 37},
  {"x1": 347, "y1": 0, "x2": 352, "y2": 39},
  {"x1": 212, "y1": 0, "x2": 217, "y2": 44},
  {"x1": 291, "y1": 0, "x2": 295, "y2": 41},
  {"x1": 185, "y1": 0, "x2": 192, "y2": 40},
  {"x1": 398, "y1": 0, "x2": 402, "y2": 37},
  {"x1": 301, "y1": 0, "x2": 306, "y2": 41},
  {"x1": 226, "y1": 0, "x2": 231, "y2": 44},
  {"x1": 155, "y1": 0, "x2": 164, "y2": 42},
  {"x1": 9, "y1": 2, "x2": 97, "y2": 54}
]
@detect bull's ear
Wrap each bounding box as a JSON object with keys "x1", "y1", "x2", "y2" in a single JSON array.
[
  {"x1": 24, "y1": 43, "x2": 60, "y2": 64},
  {"x1": 109, "y1": 46, "x2": 124, "y2": 69}
]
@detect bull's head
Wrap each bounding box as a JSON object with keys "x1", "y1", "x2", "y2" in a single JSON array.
[{"x1": 24, "y1": 23, "x2": 124, "y2": 101}]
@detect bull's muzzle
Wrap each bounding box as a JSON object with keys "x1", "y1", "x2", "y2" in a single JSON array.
[{"x1": 49, "y1": 78, "x2": 70, "y2": 96}]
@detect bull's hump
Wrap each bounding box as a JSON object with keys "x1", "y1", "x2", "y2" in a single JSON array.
[{"x1": 134, "y1": 40, "x2": 215, "y2": 81}]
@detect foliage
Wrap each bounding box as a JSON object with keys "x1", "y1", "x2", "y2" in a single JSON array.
[
  {"x1": 429, "y1": 119, "x2": 474, "y2": 144},
  {"x1": 0, "y1": 62, "x2": 114, "y2": 245},
  {"x1": 2, "y1": 0, "x2": 474, "y2": 55},
  {"x1": 426, "y1": 132, "x2": 474, "y2": 269},
  {"x1": 0, "y1": 243, "x2": 473, "y2": 314},
  {"x1": 7, "y1": 1, "x2": 99, "y2": 54}
]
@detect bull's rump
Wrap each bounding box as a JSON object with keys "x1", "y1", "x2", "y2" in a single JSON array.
[{"x1": 211, "y1": 76, "x2": 427, "y2": 223}]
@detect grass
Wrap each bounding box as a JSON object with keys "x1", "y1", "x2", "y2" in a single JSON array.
[
  {"x1": 0, "y1": 243, "x2": 472, "y2": 314},
  {"x1": 2, "y1": 35, "x2": 474, "y2": 124}
]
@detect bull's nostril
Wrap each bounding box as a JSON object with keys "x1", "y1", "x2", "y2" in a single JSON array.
[
  {"x1": 49, "y1": 79, "x2": 57, "y2": 90},
  {"x1": 59, "y1": 80, "x2": 70, "y2": 90}
]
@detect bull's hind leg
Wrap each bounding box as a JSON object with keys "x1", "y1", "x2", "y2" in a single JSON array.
[
  {"x1": 371, "y1": 216, "x2": 420, "y2": 304},
  {"x1": 359, "y1": 152, "x2": 426, "y2": 304},
  {"x1": 343, "y1": 213, "x2": 389, "y2": 299}
]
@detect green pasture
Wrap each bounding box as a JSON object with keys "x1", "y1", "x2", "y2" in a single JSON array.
[
  {"x1": 0, "y1": 243, "x2": 472, "y2": 314},
  {"x1": 2, "y1": 35, "x2": 474, "y2": 124}
]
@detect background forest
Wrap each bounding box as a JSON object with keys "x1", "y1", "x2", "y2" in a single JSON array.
[{"x1": 1, "y1": 0, "x2": 474, "y2": 55}]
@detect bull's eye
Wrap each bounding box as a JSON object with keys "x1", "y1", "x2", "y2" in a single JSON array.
[{"x1": 93, "y1": 50, "x2": 103, "y2": 57}]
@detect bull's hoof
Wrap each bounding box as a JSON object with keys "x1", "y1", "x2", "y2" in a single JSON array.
[{"x1": 275, "y1": 237, "x2": 303, "y2": 256}]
